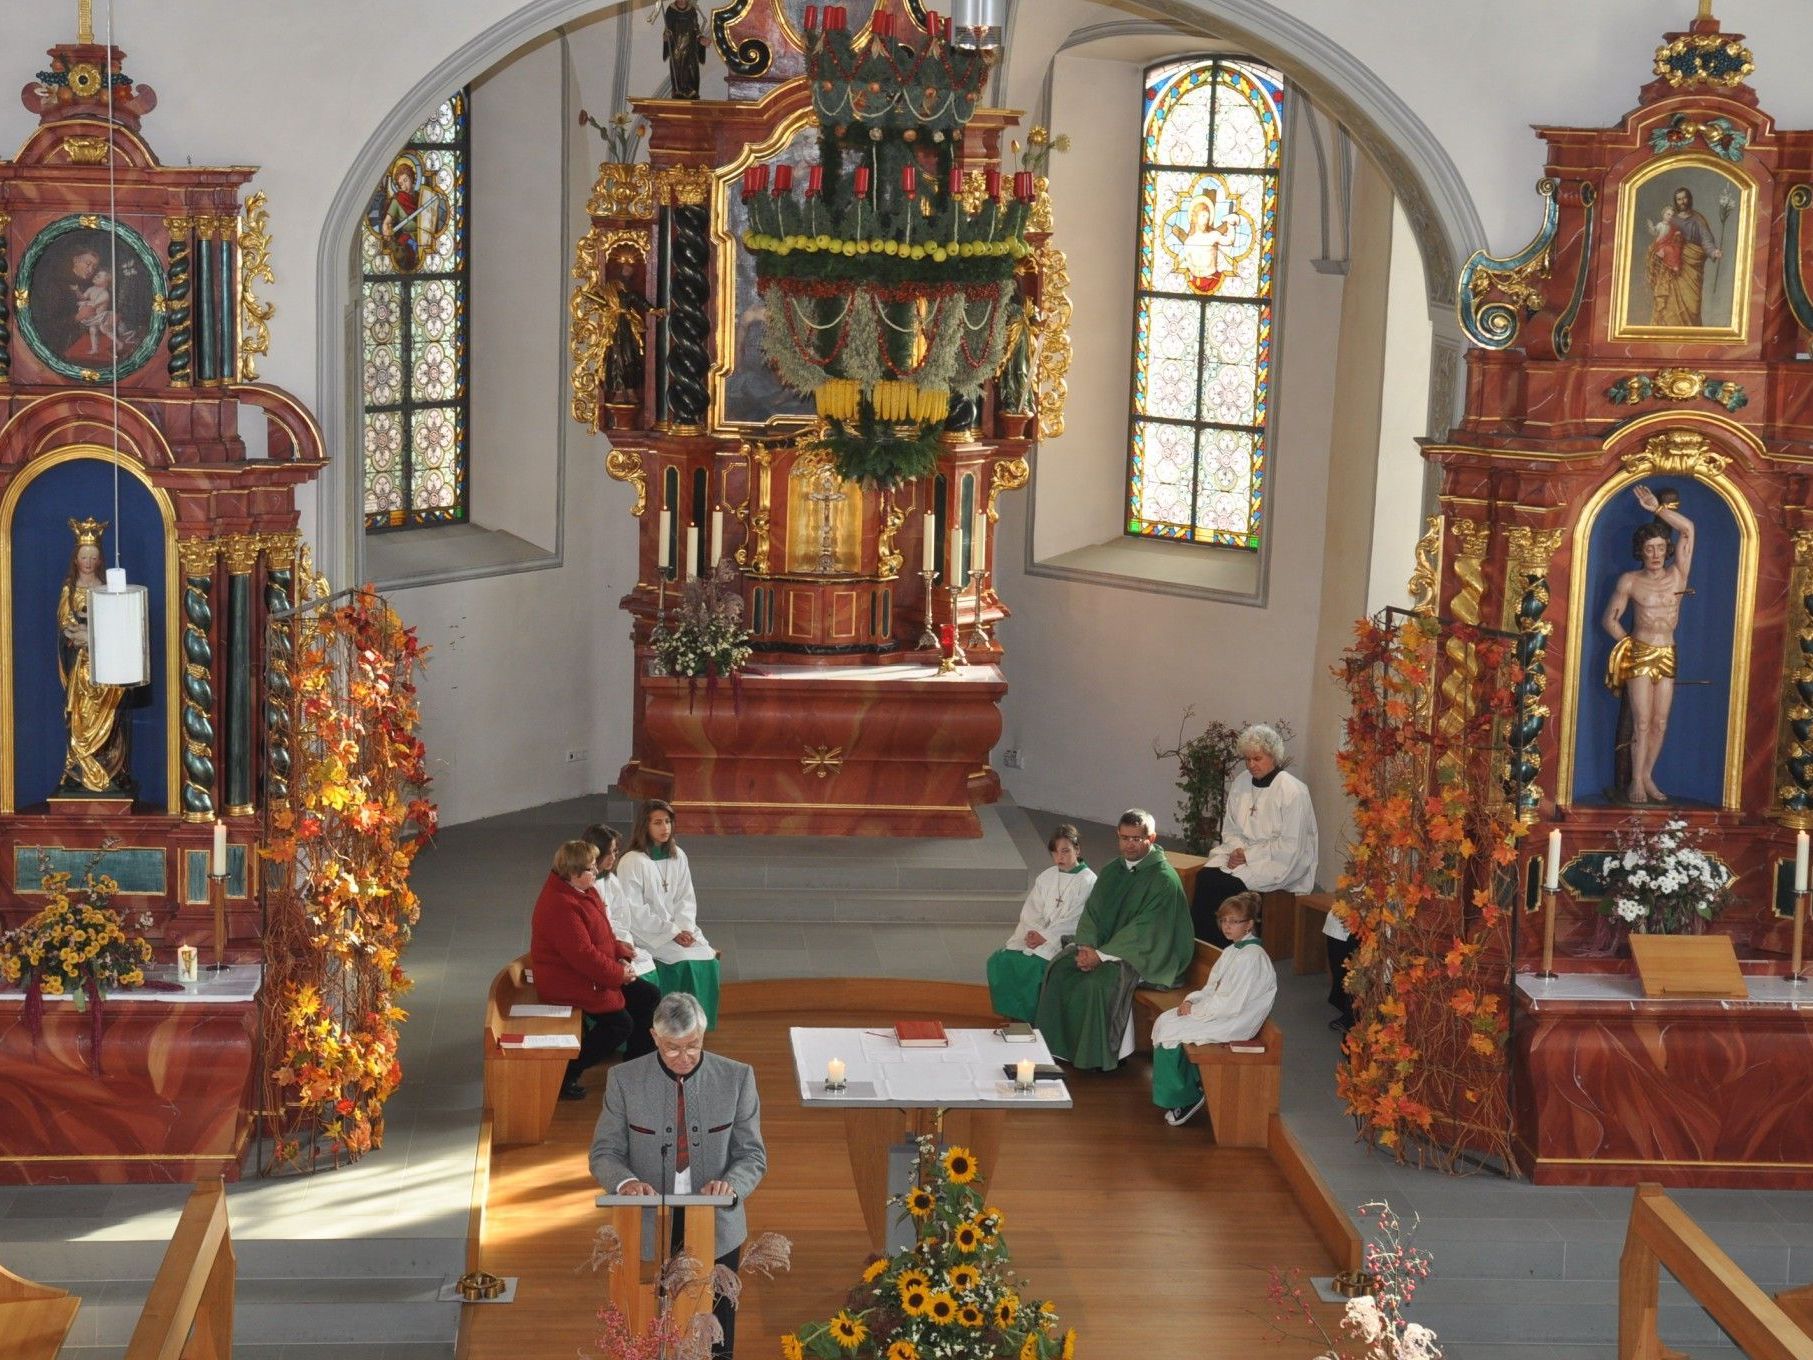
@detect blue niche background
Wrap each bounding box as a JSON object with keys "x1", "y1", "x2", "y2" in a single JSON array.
[
  {"x1": 1571, "y1": 476, "x2": 1738, "y2": 807},
  {"x1": 9, "y1": 458, "x2": 169, "y2": 808}
]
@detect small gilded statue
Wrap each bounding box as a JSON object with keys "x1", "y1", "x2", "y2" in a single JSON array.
[
  {"x1": 661, "y1": 0, "x2": 708, "y2": 100},
  {"x1": 1601, "y1": 485, "x2": 1694, "y2": 804},
  {"x1": 586, "y1": 245, "x2": 662, "y2": 400},
  {"x1": 58, "y1": 517, "x2": 132, "y2": 795}
]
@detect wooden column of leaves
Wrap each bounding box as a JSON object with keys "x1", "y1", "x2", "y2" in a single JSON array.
[
  {"x1": 260, "y1": 585, "x2": 435, "y2": 1174},
  {"x1": 1333, "y1": 612, "x2": 1525, "y2": 1171}
]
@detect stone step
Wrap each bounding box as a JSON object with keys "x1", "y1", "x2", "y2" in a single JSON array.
[
  {"x1": 706, "y1": 887, "x2": 1025, "y2": 923},
  {"x1": 1407, "y1": 1275, "x2": 1741, "y2": 1349},
  {"x1": 0, "y1": 1233, "x2": 460, "y2": 1282}
]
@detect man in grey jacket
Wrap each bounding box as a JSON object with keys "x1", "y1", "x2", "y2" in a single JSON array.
[{"x1": 590, "y1": 991, "x2": 766, "y2": 1358}]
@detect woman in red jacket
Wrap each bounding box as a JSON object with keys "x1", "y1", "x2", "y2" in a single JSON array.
[{"x1": 531, "y1": 839, "x2": 660, "y2": 1099}]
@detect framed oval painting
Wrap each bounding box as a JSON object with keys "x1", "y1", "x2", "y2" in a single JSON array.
[{"x1": 16, "y1": 215, "x2": 167, "y2": 383}]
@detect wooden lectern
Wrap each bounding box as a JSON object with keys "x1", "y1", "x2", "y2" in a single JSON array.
[{"x1": 593, "y1": 1192, "x2": 731, "y2": 1338}]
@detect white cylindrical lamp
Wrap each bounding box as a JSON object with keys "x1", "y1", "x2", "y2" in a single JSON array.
[{"x1": 88, "y1": 567, "x2": 150, "y2": 686}]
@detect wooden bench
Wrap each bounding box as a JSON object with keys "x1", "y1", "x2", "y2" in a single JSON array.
[
  {"x1": 124, "y1": 1179, "x2": 233, "y2": 1360},
  {"x1": 483, "y1": 955, "x2": 583, "y2": 1147},
  {"x1": 1293, "y1": 892, "x2": 1339, "y2": 975},
  {"x1": 1164, "y1": 850, "x2": 1298, "y2": 964},
  {"x1": 0, "y1": 1264, "x2": 79, "y2": 1360}
]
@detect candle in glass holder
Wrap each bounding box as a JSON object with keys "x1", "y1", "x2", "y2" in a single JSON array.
[
  {"x1": 827, "y1": 1058, "x2": 846, "y2": 1086},
  {"x1": 1016, "y1": 1058, "x2": 1035, "y2": 1089},
  {"x1": 177, "y1": 945, "x2": 199, "y2": 984},
  {"x1": 938, "y1": 623, "x2": 955, "y2": 657}
]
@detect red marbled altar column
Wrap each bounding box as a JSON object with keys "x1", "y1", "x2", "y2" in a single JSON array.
[
  {"x1": 1512, "y1": 978, "x2": 1813, "y2": 1188},
  {"x1": 0, "y1": 992, "x2": 257, "y2": 1184}
]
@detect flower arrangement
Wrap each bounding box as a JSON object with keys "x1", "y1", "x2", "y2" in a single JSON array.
[
  {"x1": 783, "y1": 1137, "x2": 1075, "y2": 1360},
  {"x1": 579, "y1": 108, "x2": 648, "y2": 164},
  {"x1": 1598, "y1": 816, "x2": 1732, "y2": 935},
  {"x1": 582, "y1": 1220, "x2": 791, "y2": 1360},
  {"x1": 1153, "y1": 709, "x2": 1294, "y2": 854},
  {"x1": 0, "y1": 871, "x2": 148, "y2": 1001},
  {"x1": 1010, "y1": 126, "x2": 1070, "y2": 178},
  {"x1": 652, "y1": 560, "x2": 754, "y2": 680},
  {"x1": 1269, "y1": 1202, "x2": 1440, "y2": 1360}
]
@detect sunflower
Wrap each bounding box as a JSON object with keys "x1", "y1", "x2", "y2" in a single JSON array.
[
  {"x1": 941, "y1": 1145, "x2": 978, "y2": 1183},
  {"x1": 896, "y1": 1268, "x2": 930, "y2": 1297},
  {"x1": 1019, "y1": 1334, "x2": 1040, "y2": 1360},
  {"x1": 886, "y1": 1344, "x2": 920, "y2": 1360},
  {"x1": 901, "y1": 1284, "x2": 931, "y2": 1316},
  {"x1": 925, "y1": 1290, "x2": 958, "y2": 1324},
  {"x1": 828, "y1": 1311, "x2": 868, "y2": 1350},
  {"x1": 952, "y1": 1221, "x2": 982, "y2": 1253},
  {"x1": 995, "y1": 1293, "x2": 1020, "y2": 1326},
  {"x1": 781, "y1": 1334, "x2": 805, "y2": 1360},
  {"x1": 862, "y1": 1257, "x2": 888, "y2": 1283},
  {"x1": 958, "y1": 1303, "x2": 985, "y2": 1328},
  {"x1": 948, "y1": 1264, "x2": 980, "y2": 1293},
  {"x1": 1062, "y1": 1326, "x2": 1077, "y2": 1358},
  {"x1": 905, "y1": 1185, "x2": 937, "y2": 1218}
]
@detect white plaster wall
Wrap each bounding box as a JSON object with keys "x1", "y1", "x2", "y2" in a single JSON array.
[{"x1": 1365, "y1": 201, "x2": 1435, "y2": 617}]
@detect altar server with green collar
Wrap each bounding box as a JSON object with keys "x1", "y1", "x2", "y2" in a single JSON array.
[
  {"x1": 1151, "y1": 891, "x2": 1279, "y2": 1127},
  {"x1": 1033, "y1": 808, "x2": 1193, "y2": 1071},
  {"x1": 614, "y1": 799, "x2": 721, "y2": 1028},
  {"x1": 986, "y1": 822, "x2": 1096, "y2": 1022}
]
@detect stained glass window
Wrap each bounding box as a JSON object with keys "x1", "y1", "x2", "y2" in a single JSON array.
[
  {"x1": 1127, "y1": 58, "x2": 1283, "y2": 551},
  {"x1": 361, "y1": 92, "x2": 470, "y2": 530}
]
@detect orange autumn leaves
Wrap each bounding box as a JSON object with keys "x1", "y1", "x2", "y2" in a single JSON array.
[
  {"x1": 264, "y1": 588, "x2": 434, "y2": 1169},
  {"x1": 1332, "y1": 615, "x2": 1523, "y2": 1165}
]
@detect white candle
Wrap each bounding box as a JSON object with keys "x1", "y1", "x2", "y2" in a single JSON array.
[
  {"x1": 1545, "y1": 829, "x2": 1561, "y2": 892},
  {"x1": 1797, "y1": 831, "x2": 1809, "y2": 894},
  {"x1": 826, "y1": 1058, "x2": 845, "y2": 1085},
  {"x1": 686, "y1": 525, "x2": 701, "y2": 576},
  {"x1": 923, "y1": 512, "x2": 937, "y2": 564},
  {"x1": 710, "y1": 510, "x2": 724, "y2": 563},
  {"x1": 971, "y1": 513, "x2": 987, "y2": 571},
  {"x1": 657, "y1": 509, "x2": 673, "y2": 571},
  {"x1": 212, "y1": 819, "x2": 228, "y2": 877},
  {"x1": 177, "y1": 945, "x2": 199, "y2": 984},
  {"x1": 1016, "y1": 1058, "x2": 1035, "y2": 1087}
]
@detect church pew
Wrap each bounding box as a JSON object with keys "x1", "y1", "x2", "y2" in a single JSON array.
[
  {"x1": 122, "y1": 1178, "x2": 233, "y2": 1360},
  {"x1": 483, "y1": 956, "x2": 582, "y2": 1147},
  {"x1": 0, "y1": 1263, "x2": 79, "y2": 1360},
  {"x1": 1165, "y1": 849, "x2": 1298, "y2": 964},
  {"x1": 1293, "y1": 892, "x2": 1338, "y2": 975}
]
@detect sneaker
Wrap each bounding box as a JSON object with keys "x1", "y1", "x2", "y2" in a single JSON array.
[
  {"x1": 1164, "y1": 1097, "x2": 1205, "y2": 1127},
  {"x1": 559, "y1": 1079, "x2": 588, "y2": 1101}
]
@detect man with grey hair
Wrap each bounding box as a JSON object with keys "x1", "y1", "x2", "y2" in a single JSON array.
[
  {"x1": 1190, "y1": 723, "x2": 1319, "y2": 945},
  {"x1": 590, "y1": 992, "x2": 766, "y2": 1358},
  {"x1": 1033, "y1": 808, "x2": 1193, "y2": 1070}
]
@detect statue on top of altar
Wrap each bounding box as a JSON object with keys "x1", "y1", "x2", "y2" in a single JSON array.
[
  {"x1": 1602, "y1": 487, "x2": 1695, "y2": 806},
  {"x1": 56, "y1": 517, "x2": 133, "y2": 797}
]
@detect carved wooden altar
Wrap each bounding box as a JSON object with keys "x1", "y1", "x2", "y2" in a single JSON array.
[
  {"x1": 571, "y1": 0, "x2": 1065, "y2": 836},
  {"x1": 1434, "y1": 11, "x2": 1813, "y2": 1185}
]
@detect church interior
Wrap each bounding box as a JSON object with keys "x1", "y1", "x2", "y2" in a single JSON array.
[{"x1": 3, "y1": 0, "x2": 1813, "y2": 1357}]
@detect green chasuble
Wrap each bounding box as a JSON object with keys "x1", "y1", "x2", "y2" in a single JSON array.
[{"x1": 1033, "y1": 849, "x2": 1191, "y2": 1070}]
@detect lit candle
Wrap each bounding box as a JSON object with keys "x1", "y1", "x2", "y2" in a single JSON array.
[
  {"x1": 827, "y1": 1058, "x2": 845, "y2": 1085},
  {"x1": 658, "y1": 509, "x2": 673, "y2": 571},
  {"x1": 1016, "y1": 1058, "x2": 1035, "y2": 1087},
  {"x1": 971, "y1": 513, "x2": 987, "y2": 571},
  {"x1": 212, "y1": 819, "x2": 228, "y2": 877},
  {"x1": 710, "y1": 511, "x2": 725, "y2": 563},
  {"x1": 938, "y1": 623, "x2": 955, "y2": 658},
  {"x1": 923, "y1": 511, "x2": 937, "y2": 563},
  {"x1": 1545, "y1": 829, "x2": 1561, "y2": 893},
  {"x1": 1797, "y1": 831, "x2": 1809, "y2": 894},
  {"x1": 686, "y1": 525, "x2": 701, "y2": 576}
]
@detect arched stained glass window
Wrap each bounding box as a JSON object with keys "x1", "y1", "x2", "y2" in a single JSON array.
[
  {"x1": 1127, "y1": 58, "x2": 1283, "y2": 551},
  {"x1": 361, "y1": 92, "x2": 470, "y2": 530}
]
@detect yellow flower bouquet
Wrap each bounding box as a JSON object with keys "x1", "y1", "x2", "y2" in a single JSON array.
[{"x1": 783, "y1": 1135, "x2": 1075, "y2": 1360}]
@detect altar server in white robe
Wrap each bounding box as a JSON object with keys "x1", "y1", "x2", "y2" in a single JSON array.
[
  {"x1": 985, "y1": 823, "x2": 1097, "y2": 1021},
  {"x1": 583, "y1": 823, "x2": 657, "y2": 983},
  {"x1": 614, "y1": 799, "x2": 721, "y2": 1028},
  {"x1": 1190, "y1": 723, "x2": 1319, "y2": 946},
  {"x1": 1152, "y1": 891, "x2": 1278, "y2": 1126}
]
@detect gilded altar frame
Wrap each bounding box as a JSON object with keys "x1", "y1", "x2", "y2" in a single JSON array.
[{"x1": 1607, "y1": 151, "x2": 1756, "y2": 344}]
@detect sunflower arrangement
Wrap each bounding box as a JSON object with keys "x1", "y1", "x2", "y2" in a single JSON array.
[
  {"x1": 0, "y1": 871, "x2": 149, "y2": 1002},
  {"x1": 783, "y1": 1136, "x2": 1076, "y2": 1360}
]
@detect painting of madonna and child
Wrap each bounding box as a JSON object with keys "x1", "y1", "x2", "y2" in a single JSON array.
[{"x1": 1571, "y1": 479, "x2": 1745, "y2": 811}]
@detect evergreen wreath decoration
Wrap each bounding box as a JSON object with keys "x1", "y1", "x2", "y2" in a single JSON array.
[{"x1": 809, "y1": 408, "x2": 943, "y2": 489}]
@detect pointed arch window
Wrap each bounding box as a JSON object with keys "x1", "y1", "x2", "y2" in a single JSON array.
[
  {"x1": 360, "y1": 91, "x2": 471, "y2": 530},
  {"x1": 1127, "y1": 58, "x2": 1284, "y2": 551}
]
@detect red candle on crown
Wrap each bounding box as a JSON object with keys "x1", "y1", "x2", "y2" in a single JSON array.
[
  {"x1": 751, "y1": 164, "x2": 770, "y2": 194},
  {"x1": 1013, "y1": 170, "x2": 1034, "y2": 201},
  {"x1": 807, "y1": 164, "x2": 824, "y2": 197},
  {"x1": 873, "y1": 10, "x2": 892, "y2": 37},
  {"x1": 938, "y1": 623, "x2": 955, "y2": 657},
  {"x1": 949, "y1": 165, "x2": 964, "y2": 197},
  {"x1": 773, "y1": 164, "x2": 793, "y2": 194},
  {"x1": 854, "y1": 165, "x2": 871, "y2": 196},
  {"x1": 741, "y1": 166, "x2": 757, "y2": 197},
  {"x1": 803, "y1": 3, "x2": 818, "y2": 29},
  {"x1": 985, "y1": 167, "x2": 1001, "y2": 199},
  {"x1": 901, "y1": 165, "x2": 916, "y2": 195},
  {"x1": 829, "y1": 5, "x2": 846, "y2": 29},
  {"x1": 924, "y1": 9, "x2": 939, "y2": 40}
]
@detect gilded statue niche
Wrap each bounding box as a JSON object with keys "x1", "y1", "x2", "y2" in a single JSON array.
[{"x1": 784, "y1": 452, "x2": 864, "y2": 576}]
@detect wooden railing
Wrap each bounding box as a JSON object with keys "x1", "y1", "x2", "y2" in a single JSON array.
[
  {"x1": 1620, "y1": 1182, "x2": 1813, "y2": 1360},
  {"x1": 123, "y1": 1178, "x2": 235, "y2": 1360}
]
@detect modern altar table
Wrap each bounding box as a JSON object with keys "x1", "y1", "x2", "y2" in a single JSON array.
[
  {"x1": 1512, "y1": 972, "x2": 1813, "y2": 1188},
  {"x1": 0, "y1": 964, "x2": 261, "y2": 1184},
  {"x1": 790, "y1": 1026, "x2": 1072, "y2": 1251}
]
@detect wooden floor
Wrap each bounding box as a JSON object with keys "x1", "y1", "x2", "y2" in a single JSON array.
[{"x1": 459, "y1": 981, "x2": 1340, "y2": 1358}]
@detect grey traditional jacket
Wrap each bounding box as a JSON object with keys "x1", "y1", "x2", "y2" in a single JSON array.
[{"x1": 588, "y1": 1050, "x2": 766, "y2": 1257}]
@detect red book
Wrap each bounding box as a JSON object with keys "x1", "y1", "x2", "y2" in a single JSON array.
[{"x1": 895, "y1": 1019, "x2": 949, "y2": 1048}]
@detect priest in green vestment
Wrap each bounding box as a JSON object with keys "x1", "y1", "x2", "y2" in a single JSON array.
[{"x1": 1034, "y1": 809, "x2": 1193, "y2": 1071}]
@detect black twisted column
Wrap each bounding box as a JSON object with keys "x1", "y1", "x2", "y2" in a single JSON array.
[
  {"x1": 165, "y1": 215, "x2": 192, "y2": 386},
  {"x1": 221, "y1": 535, "x2": 259, "y2": 814},
  {"x1": 261, "y1": 534, "x2": 298, "y2": 809},
  {"x1": 664, "y1": 172, "x2": 711, "y2": 431},
  {"x1": 178, "y1": 539, "x2": 219, "y2": 821},
  {"x1": 1503, "y1": 573, "x2": 1553, "y2": 814},
  {"x1": 0, "y1": 211, "x2": 11, "y2": 382}
]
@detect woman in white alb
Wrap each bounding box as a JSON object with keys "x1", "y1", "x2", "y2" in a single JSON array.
[
  {"x1": 1190, "y1": 723, "x2": 1319, "y2": 946},
  {"x1": 1151, "y1": 891, "x2": 1278, "y2": 1127},
  {"x1": 985, "y1": 823, "x2": 1096, "y2": 1022},
  {"x1": 613, "y1": 799, "x2": 721, "y2": 1028}
]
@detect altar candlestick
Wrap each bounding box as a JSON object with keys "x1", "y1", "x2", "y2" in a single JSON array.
[
  {"x1": 710, "y1": 511, "x2": 724, "y2": 564},
  {"x1": 212, "y1": 819, "x2": 228, "y2": 876},
  {"x1": 971, "y1": 513, "x2": 987, "y2": 571},
  {"x1": 658, "y1": 509, "x2": 673, "y2": 572},
  {"x1": 1796, "y1": 831, "x2": 1809, "y2": 893},
  {"x1": 1537, "y1": 885, "x2": 1558, "y2": 980},
  {"x1": 686, "y1": 525, "x2": 701, "y2": 577},
  {"x1": 923, "y1": 511, "x2": 937, "y2": 562},
  {"x1": 1794, "y1": 888, "x2": 1809, "y2": 984},
  {"x1": 1545, "y1": 829, "x2": 1561, "y2": 892}
]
